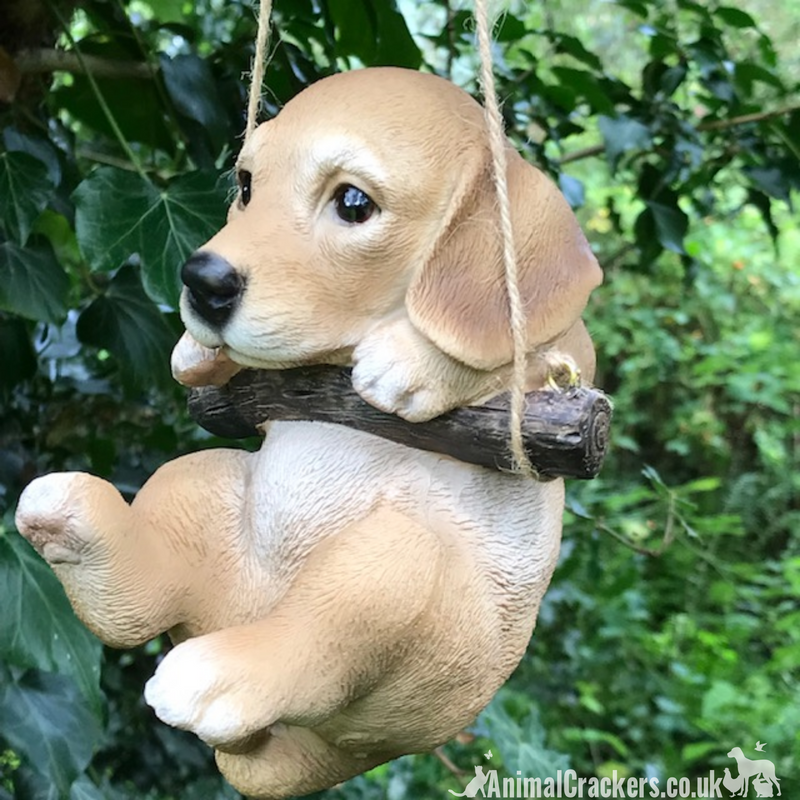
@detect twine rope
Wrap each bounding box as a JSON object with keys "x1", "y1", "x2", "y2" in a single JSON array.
[
  {"x1": 474, "y1": 0, "x2": 535, "y2": 477},
  {"x1": 245, "y1": 0, "x2": 273, "y2": 139}
]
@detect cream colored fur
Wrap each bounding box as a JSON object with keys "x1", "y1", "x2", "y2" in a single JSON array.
[
  {"x1": 15, "y1": 67, "x2": 601, "y2": 799},
  {"x1": 182, "y1": 67, "x2": 601, "y2": 420}
]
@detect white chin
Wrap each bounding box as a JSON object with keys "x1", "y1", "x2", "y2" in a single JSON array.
[
  {"x1": 223, "y1": 347, "x2": 306, "y2": 370},
  {"x1": 192, "y1": 330, "x2": 224, "y2": 348}
]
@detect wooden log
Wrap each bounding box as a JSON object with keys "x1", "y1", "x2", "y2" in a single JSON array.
[{"x1": 187, "y1": 366, "x2": 612, "y2": 480}]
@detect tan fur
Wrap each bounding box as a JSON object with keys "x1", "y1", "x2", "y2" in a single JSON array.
[
  {"x1": 180, "y1": 67, "x2": 601, "y2": 419},
  {"x1": 15, "y1": 68, "x2": 602, "y2": 799}
]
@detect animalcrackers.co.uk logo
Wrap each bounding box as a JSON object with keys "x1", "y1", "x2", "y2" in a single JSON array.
[{"x1": 446, "y1": 741, "x2": 781, "y2": 798}]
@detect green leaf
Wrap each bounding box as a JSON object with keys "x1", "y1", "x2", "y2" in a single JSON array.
[
  {"x1": 615, "y1": 0, "x2": 649, "y2": 18},
  {"x1": 561, "y1": 727, "x2": 631, "y2": 758},
  {"x1": 0, "y1": 669, "x2": 102, "y2": 796},
  {"x1": 373, "y1": 0, "x2": 422, "y2": 69},
  {"x1": 481, "y1": 692, "x2": 571, "y2": 779},
  {"x1": 76, "y1": 265, "x2": 177, "y2": 390},
  {"x1": 3, "y1": 128, "x2": 62, "y2": 186},
  {"x1": 73, "y1": 167, "x2": 227, "y2": 306},
  {"x1": 747, "y1": 188, "x2": 779, "y2": 241},
  {"x1": 678, "y1": 0, "x2": 712, "y2": 18},
  {"x1": 329, "y1": 0, "x2": 377, "y2": 62},
  {"x1": 735, "y1": 62, "x2": 785, "y2": 94},
  {"x1": 645, "y1": 200, "x2": 688, "y2": 253},
  {"x1": 745, "y1": 166, "x2": 791, "y2": 203},
  {"x1": 53, "y1": 40, "x2": 173, "y2": 154},
  {"x1": 649, "y1": 31, "x2": 680, "y2": 59},
  {"x1": 69, "y1": 776, "x2": 106, "y2": 800},
  {"x1": 661, "y1": 64, "x2": 687, "y2": 96},
  {"x1": 633, "y1": 208, "x2": 663, "y2": 265},
  {"x1": 552, "y1": 67, "x2": 615, "y2": 115},
  {"x1": 0, "y1": 533, "x2": 103, "y2": 711},
  {"x1": 161, "y1": 54, "x2": 228, "y2": 155},
  {"x1": 0, "y1": 318, "x2": 36, "y2": 390},
  {"x1": 146, "y1": 0, "x2": 190, "y2": 24},
  {"x1": 552, "y1": 33, "x2": 603, "y2": 70},
  {"x1": 714, "y1": 6, "x2": 757, "y2": 28},
  {"x1": 680, "y1": 477, "x2": 722, "y2": 493},
  {"x1": 0, "y1": 151, "x2": 56, "y2": 245},
  {"x1": 0, "y1": 239, "x2": 70, "y2": 324},
  {"x1": 598, "y1": 115, "x2": 653, "y2": 170}
]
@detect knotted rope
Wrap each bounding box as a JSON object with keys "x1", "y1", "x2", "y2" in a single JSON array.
[{"x1": 474, "y1": 0, "x2": 534, "y2": 477}]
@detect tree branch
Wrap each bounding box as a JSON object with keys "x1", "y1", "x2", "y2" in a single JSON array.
[
  {"x1": 186, "y1": 366, "x2": 613, "y2": 480},
  {"x1": 15, "y1": 47, "x2": 153, "y2": 80},
  {"x1": 559, "y1": 103, "x2": 800, "y2": 165}
]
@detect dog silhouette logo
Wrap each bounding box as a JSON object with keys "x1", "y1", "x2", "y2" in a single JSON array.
[{"x1": 724, "y1": 743, "x2": 781, "y2": 797}]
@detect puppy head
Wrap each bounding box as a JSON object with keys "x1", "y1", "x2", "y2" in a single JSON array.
[{"x1": 179, "y1": 67, "x2": 601, "y2": 370}]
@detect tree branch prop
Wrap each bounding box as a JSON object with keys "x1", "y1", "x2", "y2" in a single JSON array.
[{"x1": 187, "y1": 366, "x2": 613, "y2": 480}]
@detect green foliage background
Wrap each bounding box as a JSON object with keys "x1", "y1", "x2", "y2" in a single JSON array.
[{"x1": 0, "y1": 0, "x2": 798, "y2": 797}]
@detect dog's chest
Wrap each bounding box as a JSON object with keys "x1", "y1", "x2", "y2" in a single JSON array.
[{"x1": 239, "y1": 421, "x2": 564, "y2": 596}]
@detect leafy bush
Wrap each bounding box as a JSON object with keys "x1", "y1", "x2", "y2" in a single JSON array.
[{"x1": 0, "y1": 0, "x2": 797, "y2": 796}]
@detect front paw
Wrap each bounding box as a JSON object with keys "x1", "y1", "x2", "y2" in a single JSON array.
[
  {"x1": 351, "y1": 353, "x2": 435, "y2": 422},
  {"x1": 352, "y1": 328, "x2": 470, "y2": 422},
  {"x1": 145, "y1": 637, "x2": 272, "y2": 748}
]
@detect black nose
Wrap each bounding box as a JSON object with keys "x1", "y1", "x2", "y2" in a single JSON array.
[{"x1": 181, "y1": 252, "x2": 244, "y2": 328}]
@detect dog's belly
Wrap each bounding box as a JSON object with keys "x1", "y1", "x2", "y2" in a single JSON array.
[{"x1": 244, "y1": 420, "x2": 564, "y2": 607}]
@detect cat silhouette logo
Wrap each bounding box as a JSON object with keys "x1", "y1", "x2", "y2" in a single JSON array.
[
  {"x1": 449, "y1": 752, "x2": 496, "y2": 797},
  {"x1": 724, "y1": 742, "x2": 781, "y2": 797}
]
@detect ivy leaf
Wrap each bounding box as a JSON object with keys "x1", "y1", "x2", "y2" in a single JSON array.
[
  {"x1": 76, "y1": 265, "x2": 177, "y2": 390},
  {"x1": 0, "y1": 318, "x2": 37, "y2": 390},
  {"x1": 552, "y1": 67, "x2": 615, "y2": 115},
  {"x1": 494, "y1": 14, "x2": 527, "y2": 42},
  {"x1": 0, "y1": 238, "x2": 70, "y2": 324},
  {"x1": 328, "y1": 0, "x2": 377, "y2": 62},
  {"x1": 481, "y1": 692, "x2": 571, "y2": 779},
  {"x1": 73, "y1": 167, "x2": 228, "y2": 306},
  {"x1": 735, "y1": 62, "x2": 785, "y2": 94},
  {"x1": 633, "y1": 207, "x2": 663, "y2": 266},
  {"x1": 372, "y1": 0, "x2": 421, "y2": 68},
  {"x1": 745, "y1": 166, "x2": 791, "y2": 203},
  {"x1": 53, "y1": 37, "x2": 172, "y2": 154},
  {"x1": 146, "y1": 0, "x2": 189, "y2": 24},
  {"x1": 616, "y1": 0, "x2": 649, "y2": 19},
  {"x1": 598, "y1": 115, "x2": 652, "y2": 171},
  {"x1": 551, "y1": 33, "x2": 603, "y2": 70},
  {"x1": 661, "y1": 64, "x2": 688, "y2": 96},
  {"x1": 3, "y1": 128, "x2": 62, "y2": 186},
  {"x1": 747, "y1": 188, "x2": 779, "y2": 241},
  {"x1": 0, "y1": 668, "x2": 102, "y2": 796},
  {"x1": 0, "y1": 151, "x2": 56, "y2": 245},
  {"x1": 161, "y1": 54, "x2": 229, "y2": 158},
  {"x1": 0, "y1": 533, "x2": 103, "y2": 712},
  {"x1": 714, "y1": 6, "x2": 757, "y2": 28},
  {"x1": 645, "y1": 200, "x2": 688, "y2": 254}
]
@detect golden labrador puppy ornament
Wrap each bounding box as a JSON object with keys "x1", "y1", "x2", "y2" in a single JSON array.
[{"x1": 15, "y1": 68, "x2": 601, "y2": 799}]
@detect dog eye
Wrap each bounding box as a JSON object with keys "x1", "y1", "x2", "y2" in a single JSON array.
[
  {"x1": 333, "y1": 184, "x2": 377, "y2": 224},
  {"x1": 238, "y1": 170, "x2": 252, "y2": 207}
]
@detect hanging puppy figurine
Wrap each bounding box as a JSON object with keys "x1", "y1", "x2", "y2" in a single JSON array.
[{"x1": 16, "y1": 68, "x2": 602, "y2": 799}]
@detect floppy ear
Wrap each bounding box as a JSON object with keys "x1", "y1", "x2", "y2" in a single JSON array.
[{"x1": 406, "y1": 147, "x2": 602, "y2": 371}]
